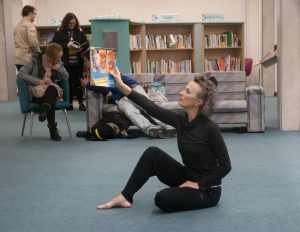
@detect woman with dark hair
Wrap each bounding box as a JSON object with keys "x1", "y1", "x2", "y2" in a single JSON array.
[
  {"x1": 17, "y1": 43, "x2": 69, "y2": 141},
  {"x1": 52, "y1": 12, "x2": 89, "y2": 111},
  {"x1": 97, "y1": 68, "x2": 232, "y2": 212}
]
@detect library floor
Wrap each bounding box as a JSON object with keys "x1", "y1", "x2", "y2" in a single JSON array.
[{"x1": 0, "y1": 97, "x2": 299, "y2": 232}]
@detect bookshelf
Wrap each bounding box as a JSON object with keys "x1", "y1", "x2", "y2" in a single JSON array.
[
  {"x1": 202, "y1": 23, "x2": 244, "y2": 72},
  {"x1": 129, "y1": 22, "x2": 146, "y2": 74},
  {"x1": 36, "y1": 21, "x2": 245, "y2": 74},
  {"x1": 130, "y1": 23, "x2": 195, "y2": 74}
]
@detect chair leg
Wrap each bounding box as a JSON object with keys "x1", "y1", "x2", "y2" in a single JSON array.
[
  {"x1": 21, "y1": 113, "x2": 27, "y2": 136},
  {"x1": 63, "y1": 108, "x2": 72, "y2": 137},
  {"x1": 29, "y1": 111, "x2": 34, "y2": 140}
]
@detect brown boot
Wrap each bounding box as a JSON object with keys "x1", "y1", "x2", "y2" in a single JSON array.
[{"x1": 47, "y1": 122, "x2": 62, "y2": 141}]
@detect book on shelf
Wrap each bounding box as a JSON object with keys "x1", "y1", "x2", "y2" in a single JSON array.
[
  {"x1": 130, "y1": 61, "x2": 142, "y2": 74},
  {"x1": 146, "y1": 34, "x2": 192, "y2": 49},
  {"x1": 205, "y1": 56, "x2": 240, "y2": 71},
  {"x1": 130, "y1": 35, "x2": 142, "y2": 50},
  {"x1": 146, "y1": 59, "x2": 192, "y2": 74},
  {"x1": 205, "y1": 32, "x2": 240, "y2": 48},
  {"x1": 90, "y1": 47, "x2": 117, "y2": 87},
  {"x1": 166, "y1": 34, "x2": 176, "y2": 48},
  {"x1": 224, "y1": 31, "x2": 233, "y2": 47}
]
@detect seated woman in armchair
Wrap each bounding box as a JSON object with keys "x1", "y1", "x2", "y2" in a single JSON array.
[{"x1": 17, "y1": 43, "x2": 69, "y2": 141}]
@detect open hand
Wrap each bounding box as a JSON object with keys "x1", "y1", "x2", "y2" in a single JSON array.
[
  {"x1": 107, "y1": 91, "x2": 112, "y2": 97},
  {"x1": 108, "y1": 67, "x2": 132, "y2": 96},
  {"x1": 40, "y1": 78, "x2": 52, "y2": 85},
  {"x1": 109, "y1": 67, "x2": 122, "y2": 84}
]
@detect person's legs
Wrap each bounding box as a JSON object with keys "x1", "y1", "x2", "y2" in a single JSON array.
[
  {"x1": 66, "y1": 65, "x2": 85, "y2": 111},
  {"x1": 73, "y1": 66, "x2": 84, "y2": 104},
  {"x1": 33, "y1": 85, "x2": 61, "y2": 141},
  {"x1": 33, "y1": 85, "x2": 57, "y2": 122},
  {"x1": 97, "y1": 146, "x2": 186, "y2": 209},
  {"x1": 131, "y1": 85, "x2": 176, "y2": 137},
  {"x1": 122, "y1": 146, "x2": 186, "y2": 202},
  {"x1": 154, "y1": 186, "x2": 221, "y2": 213},
  {"x1": 118, "y1": 96, "x2": 160, "y2": 135}
]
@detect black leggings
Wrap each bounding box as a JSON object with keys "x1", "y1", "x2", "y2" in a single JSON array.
[
  {"x1": 65, "y1": 65, "x2": 83, "y2": 104},
  {"x1": 32, "y1": 85, "x2": 58, "y2": 124},
  {"x1": 121, "y1": 146, "x2": 221, "y2": 212}
]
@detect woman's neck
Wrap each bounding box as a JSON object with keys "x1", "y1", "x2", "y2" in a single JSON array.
[{"x1": 186, "y1": 108, "x2": 199, "y2": 122}]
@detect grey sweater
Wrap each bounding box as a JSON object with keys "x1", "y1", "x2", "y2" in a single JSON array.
[{"x1": 17, "y1": 53, "x2": 69, "y2": 100}]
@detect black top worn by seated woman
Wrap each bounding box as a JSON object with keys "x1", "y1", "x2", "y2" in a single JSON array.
[{"x1": 128, "y1": 90, "x2": 231, "y2": 189}]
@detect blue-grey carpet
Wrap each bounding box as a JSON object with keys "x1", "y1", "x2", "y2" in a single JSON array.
[{"x1": 0, "y1": 97, "x2": 299, "y2": 232}]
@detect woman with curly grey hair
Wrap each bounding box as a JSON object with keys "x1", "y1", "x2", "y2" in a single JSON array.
[{"x1": 97, "y1": 69, "x2": 231, "y2": 212}]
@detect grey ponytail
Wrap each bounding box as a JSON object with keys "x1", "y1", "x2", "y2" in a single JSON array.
[{"x1": 194, "y1": 75, "x2": 217, "y2": 117}]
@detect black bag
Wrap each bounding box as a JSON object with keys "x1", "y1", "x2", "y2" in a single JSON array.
[{"x1": 90, "y1": 112, "x2": 131, "y2": 140}]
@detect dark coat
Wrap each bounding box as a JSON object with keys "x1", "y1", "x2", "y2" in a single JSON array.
[{"x1": 52, "y1": 27, "x2": 89, "y2": 66}]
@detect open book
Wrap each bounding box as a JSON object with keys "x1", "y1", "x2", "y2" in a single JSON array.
[
  {"x1": 90, "y1": 47, "x2": 117, "y2": 87},
  {"x1": 68, "y1": 41, "x2": 88, "y2": 49}
]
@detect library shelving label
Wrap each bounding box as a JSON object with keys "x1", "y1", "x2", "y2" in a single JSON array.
[{"x1": 202, "y1": 14, "x2": 224, "y2": 22}]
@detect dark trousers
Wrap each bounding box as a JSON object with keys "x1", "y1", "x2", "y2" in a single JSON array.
[
  {"x1": 121, "y1": 146, "x2": 221, "y2": 212},
  {"x1": 32, "y1": 85, "x2": 58, "y2": 124},
  {"x1": 65, "y1": 65, "x2": 83, "y2": 104}
]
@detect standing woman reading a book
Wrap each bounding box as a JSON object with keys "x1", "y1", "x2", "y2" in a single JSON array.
[
  {"x1": 52, "y1": 12, "x2": 89, "y2": 111},
  {"x1": 97, "y1": 68, "x2": 232, "y2": 212}
]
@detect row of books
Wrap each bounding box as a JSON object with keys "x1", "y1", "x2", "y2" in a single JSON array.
[
  {"x1": 146, "y1": 34, "x2": 192, "y2": 49},
  {"x1": 204, "y1": 31, "x2": 240, "y2": 48},
  {"x1": 130, "y1": 61, "x2": 142, "y2": 74},
  {"x1": 145, "y1": 59, "x2": 192, "y2": 74},
  {"x1": 204, "y1": 56, "x2": 241, "y2": 71},
  {"x1": 129, "y1": 35, "x2": 142, "y2": 50}
]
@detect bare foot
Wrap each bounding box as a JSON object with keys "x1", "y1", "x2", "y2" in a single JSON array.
[{"x1": 97, "y1": 194, "x2": 132, "y2": 209}]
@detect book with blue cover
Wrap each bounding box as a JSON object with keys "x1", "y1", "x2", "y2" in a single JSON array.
[{"x1": 90, "y1": 47, "x2": 117, "y2": 87}]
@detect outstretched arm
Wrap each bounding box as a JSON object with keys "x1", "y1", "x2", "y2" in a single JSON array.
[{"x1": 110, "y1": 68, "x2": 181, "y2": 128}]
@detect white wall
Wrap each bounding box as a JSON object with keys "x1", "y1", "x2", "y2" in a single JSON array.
[
  {"x1": 277, "y1": 0, "x2": 300, "y2": 131},
  {"x1": 0, "y1": 0, "x2": 22, "y2": 101},
  {"x1": 34, "y1": 0, "x2": 246, "y2": 25},
  {"x1": 245, "y1": 0, "x2": 261, "y2": 85}
]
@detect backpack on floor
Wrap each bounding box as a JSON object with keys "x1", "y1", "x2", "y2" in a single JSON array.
[{"x1": 90, "y1": 111, "x2": 131, "y2": 140}]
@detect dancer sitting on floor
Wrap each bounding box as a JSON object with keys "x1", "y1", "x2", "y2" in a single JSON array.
[{"x1": 96, "y1": 68, "x2": 231, "y2": 212}]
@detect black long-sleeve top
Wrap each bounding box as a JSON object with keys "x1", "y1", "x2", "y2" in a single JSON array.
[
  {"x1": 128, "y1": 90, "x2": 232, "y2": 188},
  {"x1": 52, "y1": 28, "x2": 89, "y2": 66}
]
